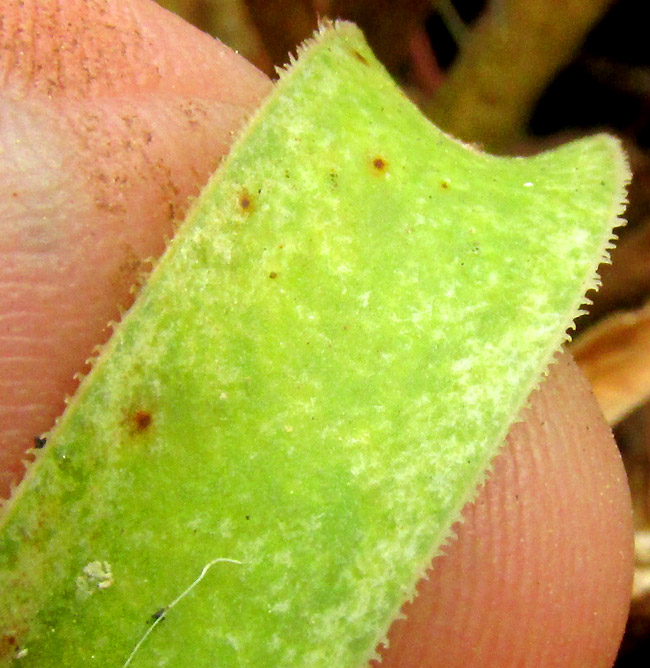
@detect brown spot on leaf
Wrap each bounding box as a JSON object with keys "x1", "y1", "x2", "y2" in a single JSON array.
[
  {"x1": 269, "y1": 272, "x2": 278, "y2": 279},
  {"x1": 441, "y1": 181, "x2": 450, "y2": 189},
  {"x1": 372, "y1": 156, "x2": 388, "y2": 173},
  {"x1": 239, "y1": 189, "x2": 254, "y2": 213},
  {"x1": 133, "y1": 410, "x2": 152, "y2": 432},
  {"x1": 352, "y1": 50, "x2": 369, "y2": 66}
]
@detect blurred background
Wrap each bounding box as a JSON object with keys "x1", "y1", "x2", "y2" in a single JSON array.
[{"x1": 156, "y1": 1, "x2": 650, "y2": 663}]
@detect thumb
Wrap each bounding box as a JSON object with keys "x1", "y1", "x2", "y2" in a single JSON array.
[
  {"x1": 375, "y1": 352, "x2": 633, "y2": 667},
  {"x1": 0, "y1": 0, "x2": 271, "y2": 497}
]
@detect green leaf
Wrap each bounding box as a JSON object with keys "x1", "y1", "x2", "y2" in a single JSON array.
[{"x1": 0, "y1": 21, "x2": 628, "y2": 668}]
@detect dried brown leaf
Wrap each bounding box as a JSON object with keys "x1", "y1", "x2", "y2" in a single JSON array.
[{"x1": 572, "y1": 303, "x2": 650, "y2": 424}]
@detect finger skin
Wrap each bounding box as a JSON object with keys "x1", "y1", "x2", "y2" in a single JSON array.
[
  {"x1": 375, "y1": 352, "x2": 634, "y2": 668},
  {"x1": 0, "y1": 0, "x2": 272, "y2": 496},
  {"x1": 0, "y1": 3, "x2": 634, "y2": 667}
]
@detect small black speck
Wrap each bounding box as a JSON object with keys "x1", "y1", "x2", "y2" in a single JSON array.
[
  {"x1": 245, "y1": 515, "x2": 251, "y2": 520},
  {"x1": 34, "y1": 436, "x2": 47, "y2": 449},
  {"x1": 149, "y1": 608, "x2": 167, "y2": 623}
]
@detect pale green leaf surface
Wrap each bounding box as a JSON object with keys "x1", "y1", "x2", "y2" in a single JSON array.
[{"x1": 0, "y1": 22, "x2": 628, "y2": 668}]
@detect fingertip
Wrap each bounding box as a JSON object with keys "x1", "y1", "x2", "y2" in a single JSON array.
[
  {"x1": 375, "y1": 352, "x2": 633, "y2": 668},
  {"x1": 1, "y1": 0, "x2": 269, "y2": 103}
]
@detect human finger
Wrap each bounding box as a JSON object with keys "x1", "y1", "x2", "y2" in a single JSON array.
[{"x1": 375, "y1": 352, "x2": 634, "y2": 668}]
